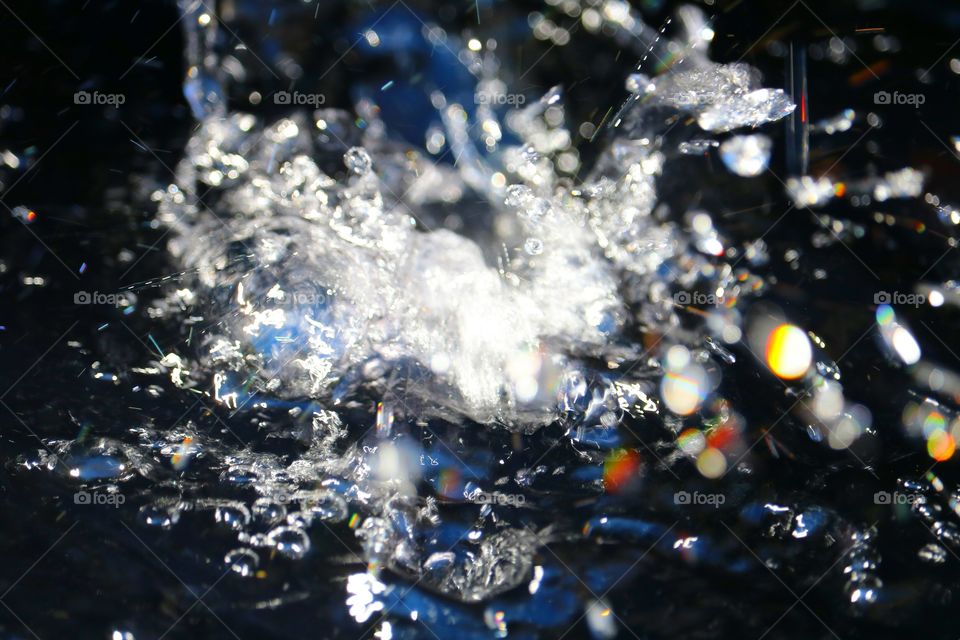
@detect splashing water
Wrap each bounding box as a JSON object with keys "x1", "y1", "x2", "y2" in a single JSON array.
[
  {"x1": 18, "y1": 1, "x2": 960, "y2": 637},
  {"x1": 135, "y1": 0, "x2": 819, "y2": 608}
]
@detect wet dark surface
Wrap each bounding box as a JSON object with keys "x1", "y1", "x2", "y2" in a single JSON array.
[{"x1": 3, "y1": 1, "x2": 960, "y2": 639}]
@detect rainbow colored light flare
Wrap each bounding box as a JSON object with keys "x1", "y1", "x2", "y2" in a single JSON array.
[
  {"x1": 876, "y1": 304, "x2": 921, "y2": 366},
  {"x1": 660, "y1": 345, "x2": 709, "y2": 416},
  {"x1": 603, "y1": 449, "x2": 642, "y2": 494},
  {"x1": 764, "y1": 323, "x2": 813, "y2": 380},
  {"x1": 927, "y1": 429, "x2": 956, "y2": 462}
]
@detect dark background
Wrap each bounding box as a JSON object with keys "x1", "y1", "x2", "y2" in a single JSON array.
[{"x1": 2, "y1": 1, "x2": 960, "y2": 638}]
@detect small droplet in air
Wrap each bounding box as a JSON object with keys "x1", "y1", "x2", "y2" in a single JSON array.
[
  {"x1": 344, "y1": 147, "x2": 373, "y2": 175},
  {"x1": 720, "y1": 134, "x2": 772, "y2": 177},
  {"x1": 12, "y1": 205, "x2": 36, "y2": 224},
  {"x1": 224, "y1": 548, "x2": 259, "y2": 577},
  {"x1": 504, "y1": 184, "x2": 533, "y2": 208},
  {"x1": 625, "y1": 73, "x2": 652, "y2": 94},
  {"x1": 584, "y1": 599, "x2": 618, "y2": 639}
]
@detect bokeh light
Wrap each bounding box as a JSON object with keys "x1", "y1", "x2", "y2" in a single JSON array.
[
  {"x1": 876, "y1": 304, "x2": 921, "y2": 365},
  {"x1": 603, "y1": 449, "x2": 642, "y2": 494},
  {"x1": 927, "y1": 429, "x2": 956, "y2": 461},
  {"x1": 696, "y1": 447, "x2": 727, "y2": 478},
  {"x1": 677, "y1": 428, "x2": 706, "y2": 455},
  {"x1": 764, "y1": 324, "x2": 813, "y2": 380},
  {"x1": 660, "y1": 346, "x2": 709, "y2": 416}
]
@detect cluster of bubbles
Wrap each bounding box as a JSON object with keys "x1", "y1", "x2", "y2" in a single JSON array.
[{"x1": 133, "y1": 1, "x2": 837, "y2": 609}]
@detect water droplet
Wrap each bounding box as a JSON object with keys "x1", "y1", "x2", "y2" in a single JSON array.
[
  {"x1": 139, "y1": 505, "x2": 179, "y2": 529},
  {"x1": 215, "y1": 504, "x2": 252, "y2": 531},
  {"x1": 845, "y1": 576, "x2": 882, "y2": 606},
  {"x1": 678, "y1": 139, "x2": 718, "y2": 155},
  {"x1": 625, "y1": 73, "x2": 652, "y2": 94},
  {"x1": 224, "y1": 548, "x2": 259, "y2": 577},
  {"x1": 252, "y1": 498, "x2": 287, "y2": 525},
  {"x1": 918, "y1": 543, "x2": 948, "y2": 564},
  {"x1": 344, "y1": 147, "x2": 372, "y2": 175},
  {"x1": 719, "y1": 134, "x2": 772, "y2": 177},
  {"x1": 300, "y1": 490, "x2": 348, "y2": 522},
  {"x1": 266, "y1": 525, "x2": 311, "y2": 559},
  {"x1": 524, "y1": 237, "x2": 544, "y2": 256},
  {"x1": 504, "y1": 184, "x2": 533, "y2": 208}
]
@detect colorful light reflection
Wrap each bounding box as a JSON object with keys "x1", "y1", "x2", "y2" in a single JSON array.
[{"x1": 764, "y1": 324, "x2": 812, "y2": 380}]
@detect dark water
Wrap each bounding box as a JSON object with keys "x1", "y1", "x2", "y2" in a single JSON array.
[{"x1": 3, "y1": 1, "x2": 960, "y2": 639}]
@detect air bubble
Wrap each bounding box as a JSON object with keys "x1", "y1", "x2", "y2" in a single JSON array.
[
  {"x1": 224, "y1": 548, "x2": 259, "y2": 577},
  {"x1": 266, "y1": 526, "x2": 311, "y2": 559}
]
